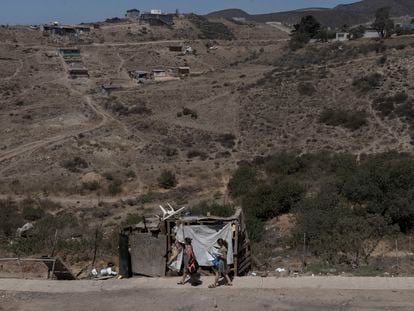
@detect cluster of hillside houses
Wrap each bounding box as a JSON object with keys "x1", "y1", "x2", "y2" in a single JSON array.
[
  {"x1": 335, "y1": 23, "x2": 414, "y2": 42},
  {"x1": 125, "y1": 9, "x2": 176, "y2": 26},
  {"x1": 57, "y1": 48, "x2": 89, "y2": 78}
]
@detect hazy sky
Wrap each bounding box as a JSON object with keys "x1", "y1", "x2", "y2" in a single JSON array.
[{"x1": 0, "y1": 0, "x2": 358, "y2": 25}]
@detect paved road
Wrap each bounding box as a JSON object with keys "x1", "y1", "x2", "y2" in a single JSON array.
[
  {"x1": 2, "y1": 277, "x2": 414, "y2": 311},
  {"x1": 2, "y1": 276, "x2": 414, "y2": 293}
]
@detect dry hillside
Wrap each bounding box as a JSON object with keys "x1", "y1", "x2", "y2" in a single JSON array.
[{"x1": 2, "y1": 15, "x2": 414, "y2": 272}]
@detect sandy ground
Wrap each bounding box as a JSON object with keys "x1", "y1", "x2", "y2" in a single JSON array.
[{"x1": 1, "y1": 277, "x2": 414, "y2": 310}]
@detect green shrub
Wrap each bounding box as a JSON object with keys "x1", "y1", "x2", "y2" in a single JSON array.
[
  {"x1": 124, "y1": 213, "x2": 143, "y2": 226},
  {"x1": 298, "y1": 82, "x2": 316, "y2": 96},
  {"x1": 349, "y1": 25, "x2": 366, "y2": 39},
  {"x1": 319, "y1": 108, "x2": 367, "y2": 130},
  {"x1": 190, "y1": 201, "x2": 235, "y2": 217},
  {"x1": 22, "y1": 206, "x2": 45, "y2": 221},
  {"x1": 182, "y1": 107, "x2": 198, "y2": 119},
  {"x1": 228, "y1": 164, "x2": 257, "y2": 198},
  {"x1": 137, "y1": 192, "x2": 159, "y2": 204},
  {"x1": 289, "y1": 32, "x2": 310, "y2": 51},
  {"x1": 263, "y1": 152, "x2": 303, "y2": 175},
  {"x1": 352, "y1": 73, "x2": 383, "y2": 92},
  {"x1": 158, "y1": 170, "x2": 177, "y2": 189},
  {"x1": 242, "y1": 181, "x2": 304, "y2": 221},
  {"x1": 373, "y1": 92, "x2": 410, "y2": 119},
  {"x1": 126, "y1": 170, "x2": 136, "y2": 178},
  {"x1": 61, "y1": 156, "x2": 88, "y2": 172},
  {"x1": 188, "y1": 14, "x2": 235, "y2": 40},
  {"x1": 0, "y1": 199, "x2": 24, "y2": 237},
  {"x1": 216, "y1": 133, "x2": 236, "y2": 149},
  {"x1": 82, "y1": 181, "x2": 100, "y2": 191},
  {"x1": 187, "y1": 150, "x2": 208, "y2": 160},
  {"x1": 108, "y1": 180, "x2": 122, "y2": 195}
]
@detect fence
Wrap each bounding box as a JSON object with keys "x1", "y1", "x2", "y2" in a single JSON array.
[
  {"x1": 254, "y1": 233, "x2": 414, "y2": 277},
  {"x1": 0, "y1": 257, "x2": 57, "y2": 279}
]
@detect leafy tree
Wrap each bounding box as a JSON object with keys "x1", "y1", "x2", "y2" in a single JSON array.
[
  {"x1": 294, "y1": 189, "x2": 390, "y2": 265},
  {"x1": 242, "y1": 181, "x2": 303, "y2": 221},
  {"x1": 228, "y1": 164, "x2": 257, "y2": 198},
  {"x1": 289, "y1": 15, "x2": 321, "y2": 50},
  {"x1": 349, "y1": 25, "x2": 366, "y2": 40},
  {"x1": 315, "y1": 27, "x2": 335, "y2": 42},
  {"x1": 372, "y1": 7, "x2": 394, "y2": 39},
  {"x1": 293, "y1": 15, "x2": 321, "y2": 38}
]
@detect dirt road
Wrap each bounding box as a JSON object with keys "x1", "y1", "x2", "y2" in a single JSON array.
[{"x1": 1, "y1": 277, "x2": 414, "y2": 310}]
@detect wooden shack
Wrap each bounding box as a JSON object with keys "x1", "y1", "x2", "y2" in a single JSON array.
[
  {"x1": 119, "y1": 208, "x2": 251, "y2": 277},
  {"x1": 169, "y1": 45, "x2": 183, "y2": 52},
  {"x1": 68, "y1": 68, "x2": 89, "y2": 78}
]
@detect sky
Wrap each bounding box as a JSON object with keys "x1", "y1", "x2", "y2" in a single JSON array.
[{"x1": 0, "y1": 0, "x2": 358, "y2": 25}]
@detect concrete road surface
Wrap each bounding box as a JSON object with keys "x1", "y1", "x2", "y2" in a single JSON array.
[{"x1": 1, "y1": 277, "x2": 414, "y2": 310}]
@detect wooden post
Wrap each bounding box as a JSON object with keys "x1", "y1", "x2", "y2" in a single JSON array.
[
  {"x1": 50, "y1": 259, "x2": 56, "y2": 280},
  {"x1": 395, "y1": 239, "x2": 399, "y2": 272},
  {"x1": 165, "y1": 220, "x2": 171, "y2": 276},
  {"x1": 18, "y1": 258, "x2": 23, "y2": 279},
  {"x1": 233, "y1": 221, "x2": 239, "y2": 276},
  {"x1": 302, "y1": 233, "x2": 306, "y2": 272}
]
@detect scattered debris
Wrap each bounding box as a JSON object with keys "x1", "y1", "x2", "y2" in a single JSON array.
[{"x1": 16, "y1": 223, "x2": 34, "y2": 237}]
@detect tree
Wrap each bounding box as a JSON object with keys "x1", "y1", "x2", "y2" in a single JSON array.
[
  {"x1": 372, "y1": 7, "x2": 394, "y2": 39},
  {"x1": 349, "y1": 25, "x2": 366, "y2": 40},
  {"x1": 315, "y1": 27, "x2": 335, "y2": 42},
  {"x1": 293, "y1": 15, "x2": 321, "y2": 38},
  {"x1": 228, "y1": 164, "x2": 257, "y2": 198},
  {"x1": 289, "y1": 15, "x2": 321, "y2": 50}
]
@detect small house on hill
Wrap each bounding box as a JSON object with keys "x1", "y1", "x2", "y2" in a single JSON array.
[
  {"x1": 172, "y1": 66, "x2": 190, "y2": 77},
  {"x1": 152, "y1": 69, "x2": 167, "y2": 80},
  {"x1": 58, "y1": 48, "x2": 81, "y2": 58},
  {"x1": 126, "y1": 9, "x2": 140, "y2": 21},
  {"x1": 140, "y1": 12, "x2": 174, "y2": 26},
  {"x1": 169, "y1": 45, "x2": 183, "y2": 52},
  {"x1": 128, "y1": 70, "x2": 150, "y2": 81},
  {"x1": 335, "y1": 32, "x2": 349, "y2": 42},
  {"x1": 119, "y1": 208, "x2": 251, "y2": 278},
  {"x1": 68, "y1": 68, "x2": 89, "y2": 78},
  {"x1": 43, "y1": 25, "x2": 90, "y2": 36}
]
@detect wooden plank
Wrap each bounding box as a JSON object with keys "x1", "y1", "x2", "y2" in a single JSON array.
[
  {"x1": 234, "y1": 222, "x2": 239, "y2": 275},
  {"x1": 238, "y1": 255, "x2": 251, "y2": 269},
  {"x1": 238, "y1": 260, "x2": 251, "y2": 274},
  {"x1": 41, "y1": 257, "x2": 76, "y2": 280}
]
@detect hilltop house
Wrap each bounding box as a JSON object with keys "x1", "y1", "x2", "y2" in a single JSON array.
[
  {"x1": 152, "y1": 69, "x2": 167, "y2": 80},
  {"x1": 58, "y1": 48, "x2": 81, "y2": 58},
  {"x1": 169, "y1": 45, "x2": 183, "y2": 52},
  {"x1": 42, "y1": 25, "x2": 90, "y2": 36},
  {"x1": 126, "y1": 9, "x2": 140, "y2": 21},
  {"x1": 335, "y1": 32, "x2": 350, "y2": 42},
  {"x1": 140, "y1": 11, "x2": 174, "y2": 26}
]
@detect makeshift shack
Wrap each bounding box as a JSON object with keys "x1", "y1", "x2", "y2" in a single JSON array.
[
  {"x1": 119, "y1": 208, "x2": 251, "y2": 277},
  {"x1": 172, "y1": 66, "x2": 190, "y2": 77}
]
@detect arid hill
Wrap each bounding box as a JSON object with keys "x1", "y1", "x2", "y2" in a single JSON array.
[{"x1": 207, "y1": 0, "x2": 414, "y2": 27}]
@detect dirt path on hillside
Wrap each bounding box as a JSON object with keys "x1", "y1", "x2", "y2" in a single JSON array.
[
  {"x1": 0, "y1": 52, "x2": 144, "y2": 173},
  {"x1": 2, "y1": 59, "x2": 23, "y2": 82}
]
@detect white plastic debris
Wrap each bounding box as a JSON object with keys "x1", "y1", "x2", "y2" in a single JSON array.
[
  {"x1": 100, "y1": 267, "x2": 118, "y2": 276},
  {"x1": 275, "y1": 268, "x2": 286, "y2": 273},
  {"x1": 91, "y1": 268, "x2": 98, "y2": 276},
  {"x1": 16, "y1": 223, "x2": 34, "y2": 237}
]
